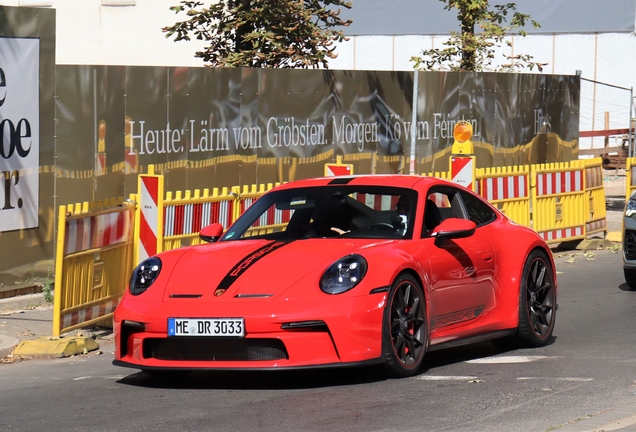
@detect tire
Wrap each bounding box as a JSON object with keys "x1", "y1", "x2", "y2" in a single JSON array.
[
  {"x1": 382, "y1": 274, "x2": 428, "y2": 378},
  {"x1": 516, "y1": 250, "x2": 557, "y2": 347},
  {"x1": 624, "y1": 268, "x2": 636, "y2": 290}
]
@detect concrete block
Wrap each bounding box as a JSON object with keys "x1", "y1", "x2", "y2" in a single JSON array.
[
  {"x1": 13, "y1": 336, "x2": 99, "y2": 358},
  {"x1": 575, "y1": 238, "x2": 616, "y2": 250},
  {"x1": 606, "y1": 231, "x2": 622, "y2": 243}
]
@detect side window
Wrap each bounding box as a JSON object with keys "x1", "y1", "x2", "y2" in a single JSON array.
[
  {"x1": 460, "y1": 190, "x2": 496, "y2": 226},
  {"x1": 423, "y1": 188, "x2": 465, "y2": 236}
]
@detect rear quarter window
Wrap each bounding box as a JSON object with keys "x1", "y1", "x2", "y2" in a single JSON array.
[{"x1": 460, "y1": 191, "x2": 496, "y2": 226}]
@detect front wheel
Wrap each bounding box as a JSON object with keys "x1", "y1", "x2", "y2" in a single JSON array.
[
  {"x1": 382, "y1": 274, "x2": 428, "y2": 378},
  {"x1": 624, "y1": 268, "x2": 636, "y2": 290},
  {"x1": 516, "y1": 250, "x2": 557, "y2": 347}
]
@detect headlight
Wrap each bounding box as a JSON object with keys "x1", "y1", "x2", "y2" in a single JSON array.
[
  {"x1": 626, "y1": 197, "x2": 636, "y2": 217},
  {"x1": 129, "y1": 257, "x2": 162, "y2": 295},
  {"x1": 320, "y1": 255, "x2": 368, "y2": 295}
]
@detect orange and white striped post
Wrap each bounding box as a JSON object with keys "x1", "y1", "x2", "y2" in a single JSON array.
[
  {"x1": 450, "y1": 121, "x2": 476, "y2": 191},
  {"x1": 134, "y1": 165, "x2": 164, "y2": 265},
  {"x1": 324, "y1": 155, "x2": 354, "y2": 177}
]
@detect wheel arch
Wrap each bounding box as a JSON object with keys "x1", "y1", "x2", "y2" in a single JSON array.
[
  {"x1": 493, "y1": 237, "x2": 556, "y2": 328},
  {"x1": 381, "y1": 270, "x2": 429, "y2": 377}
]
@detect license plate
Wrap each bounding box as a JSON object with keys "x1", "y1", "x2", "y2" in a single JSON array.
[{"x1": 168, "y1": 318, "x2": 245, "y2": 337}]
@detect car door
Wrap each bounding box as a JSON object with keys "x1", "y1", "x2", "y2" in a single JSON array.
[{"x1": 423, "y1": 187, "x2": 497, "y2": 334}]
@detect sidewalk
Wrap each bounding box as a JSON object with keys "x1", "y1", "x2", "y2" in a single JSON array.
[
  {"x1": 0, "y1": 293, "x2": 112, "y2": 360},
  {"x1": 0, "y1": 294, "x2": 52, "y2": 359}
]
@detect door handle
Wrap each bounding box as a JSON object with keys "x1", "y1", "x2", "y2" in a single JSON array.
[{"x1": 482, "y1": 253, "x2": 493, "y2": 261}]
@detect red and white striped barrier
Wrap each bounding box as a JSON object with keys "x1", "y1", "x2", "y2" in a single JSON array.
[
  {"x1": 352, "y1": 193, "x2": 397, "y2": 211},
  {"x1": 538, "y1": 226, "x2": 584, "y2": 242},
  {"x1": 254, "y1": 206, "x2": 292, "y2": 227},
  {"x1": 586, "y1": 219, "x2": 607, "y2": 233},
  {"x1": 236, "y1": 196, "x2": 291, "y2": 228},
  {"x1": 480, "y1": 175, "x2": 528, "y2": 201},
  {"x1": 61, "y1": 298, "x2": 119, "y2": 330},
  {"x1": 451, "y1": 156, "x2": 475, "y2": 191},
  {"x1": 164, "y1": 200, "x2": 234, "y2": 236},
  {"x1": 325, "y1": 163, "x2": 353, "y2": 176},
  {"x1": 429, "y1": 192, "x2": 451, "y2": 208},
  {"x1": 240, "y1": 196, "x2": 256, "y2": 214},
  {"x1": 64, "y1": 210, "x2": 133, "y2": 255},
  {"x1": 137, "y1": 170, "x2": 163, "y2": 262},
  {"x1": 535, "y1": 170, "x2": 584, "y2": 196}
]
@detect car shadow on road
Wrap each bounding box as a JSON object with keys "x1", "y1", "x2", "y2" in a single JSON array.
[
  {"x1": 116, "y1": 338, "x2": 557, "y2": 389},
  {"x1": 117, "y1": 363, "x2": 390, "y2": 390},
  {"x1": 419, "y1": 335, "x2": 558, "y2": 373}
]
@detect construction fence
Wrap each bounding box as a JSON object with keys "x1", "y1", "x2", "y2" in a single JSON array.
[{"x1": 52, "y1": 156, "x2": 608, "y2": 336}]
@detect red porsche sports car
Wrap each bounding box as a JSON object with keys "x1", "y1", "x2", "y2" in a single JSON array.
[{"x1": 113, "y1": 174, "x2": 557, "y2": 377}]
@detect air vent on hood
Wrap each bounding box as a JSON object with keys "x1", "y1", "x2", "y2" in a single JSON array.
[{"x1": 169, "y1": 294, "x2": 203, "y2": 298}]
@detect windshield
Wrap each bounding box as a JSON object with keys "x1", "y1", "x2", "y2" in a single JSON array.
[{"x1": 220, "y1": 186, "x2": 417, "y2": 241}]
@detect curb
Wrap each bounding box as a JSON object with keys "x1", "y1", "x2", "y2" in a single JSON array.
[
  {"x1": 0, "y1": 334, "x2": 19, "y2": 359},
  {"x1": 0, "y1": 293, "x2": 50, "y2": 359},
  {"x1": 555, "y1": 400, "x2": 636, "y2": 431},
  {"x1": 0, "y1": 293, "x2": 48, "y2": 313}
]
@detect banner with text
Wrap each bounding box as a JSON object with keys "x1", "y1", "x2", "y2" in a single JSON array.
[
  {"x1": 0, "y1": 37, "x2": 40, "y2": 232},
  {"x1": 54, "y1": 67, "x2": 579, "y2": 194}
]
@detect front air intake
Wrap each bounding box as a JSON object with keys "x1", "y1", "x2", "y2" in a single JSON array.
[
  {"x1": 143, "y1": 338, "x2": 288, "y2": 361},
  {"x1": 625, "y1": 230, "x2": 636, "y2": 260}
]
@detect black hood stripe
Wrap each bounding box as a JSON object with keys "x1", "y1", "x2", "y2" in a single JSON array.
[{"x1": 217, "y1": 241, "x2": 291, "y2": 290}]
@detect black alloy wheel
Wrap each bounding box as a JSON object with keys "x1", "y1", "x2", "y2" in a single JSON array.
[
  {"x1": 383, "y1": 274, "x2": 427, "y2": 377},
  {"x1": 517, "y1": 250, "x2": 556, "y2": 346}
]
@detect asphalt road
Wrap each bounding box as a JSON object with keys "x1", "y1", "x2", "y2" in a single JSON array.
[{"x1": 0, "y1": 242, "x2": 635, "y2": 431}]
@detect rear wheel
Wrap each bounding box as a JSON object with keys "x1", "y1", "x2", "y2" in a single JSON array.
[
  {"x1": 516, "y1": 250, "x2": 556, "y2": 347},
  {"x1": 383, "y1": 274, "x2": 427, "y2": 378},
  {"x1": 624, "y1": 268, "x2": 636, "y2": 290}
]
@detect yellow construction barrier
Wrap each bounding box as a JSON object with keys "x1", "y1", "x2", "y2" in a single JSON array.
[
  {"x1": 582, "y1": 158, "x2": 607, "y2": 235},
  {"x1": 476, "y1": 166, "x2": 531, "y2": 227},
  {"x1": 627, "y1": 157, "x2": 636, "y2": 201},
  {"x1": 531, "y1": 161, "x2": 587, "y2": 244},
  {"x1": 53, "y1": 197, "x2": 134, "y2": 337},
  {"x1": 128, "y1": 158, "x2": 608, "y2": 268},
  {"x1": 423, "y1": 171, "x2": 451, "y2": 180}
]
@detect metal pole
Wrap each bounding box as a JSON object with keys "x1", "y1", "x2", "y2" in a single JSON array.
[
  {"x1": 630, "y1": 88, "x2": 634, "y2": 158},
  {"x1": 409, "y1": 69, "x2": 418, "y2": 175}
]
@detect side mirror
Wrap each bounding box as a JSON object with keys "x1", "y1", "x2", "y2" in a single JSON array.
[
  {"x1": 199, "y1": 223, "x2": 224, "y2": 243},
  {"x1": 431, "y1": 218, "x2": 476, "y2": 247}
]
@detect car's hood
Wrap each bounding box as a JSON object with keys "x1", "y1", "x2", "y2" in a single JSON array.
[{"x1": 162, "y1": 238, "x2": 394, "y2": 301}]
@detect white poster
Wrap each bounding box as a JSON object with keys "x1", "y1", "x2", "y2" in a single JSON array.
[{"x1": 0, "y1": 38, "x2": 39, "y2": 232}]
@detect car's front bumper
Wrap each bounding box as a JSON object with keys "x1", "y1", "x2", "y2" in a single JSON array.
[
  {"x1": 623, "y1": 214, "x2": 636, "y2": 269},
  {"x1": 112, "y1": 293, "x2": 388, "y2": 371}
]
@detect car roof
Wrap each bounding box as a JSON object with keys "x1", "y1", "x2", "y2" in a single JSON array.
[{"x1": 274, "y1": 174, "x2": 448, "y2": 191}]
